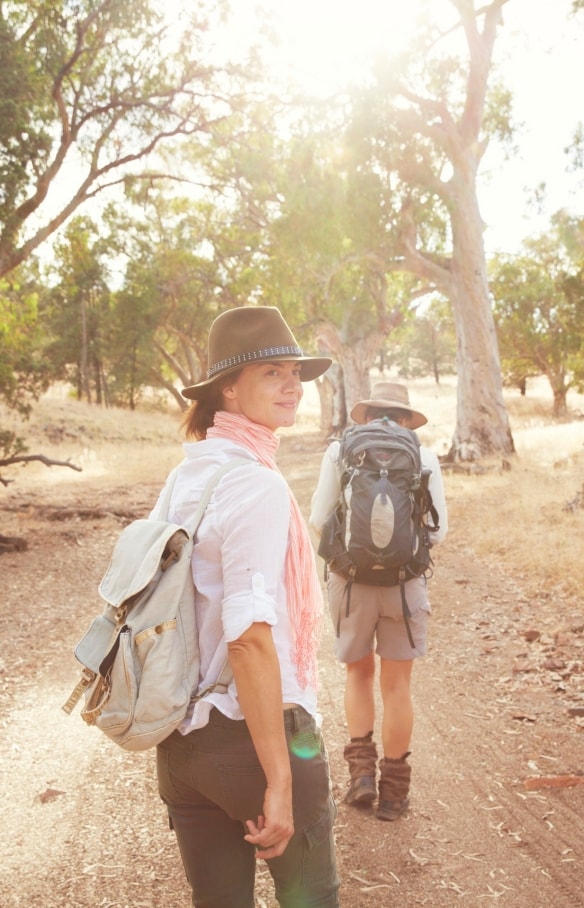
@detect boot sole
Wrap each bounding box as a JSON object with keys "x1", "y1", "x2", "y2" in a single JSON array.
[
  {"x1": 346, "y1": 790, "x2": 376, "y2": 807},
  {"x1": 376, "y1": 797, "x2": 410, "y2": 821}
]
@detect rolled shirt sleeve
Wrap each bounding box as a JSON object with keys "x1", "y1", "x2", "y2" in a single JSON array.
[
  {"x1": 309, "y1": 440, "x2": 341, "y2": 535},
  {"x1": 421, "y1": 446, "x2": 448, "y2": 545}
]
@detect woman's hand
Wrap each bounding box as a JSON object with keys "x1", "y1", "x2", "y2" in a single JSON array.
[{"x1": 244, "y1": 785, "x2": 294, "y2": 860}]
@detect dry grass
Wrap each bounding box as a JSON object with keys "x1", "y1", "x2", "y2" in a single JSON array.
[
  {"x1": 3, "y1": 376, "x2": 583, "y2": 606},
  {"x1": 418, "y1": 376, "x2": 584, "y2": 608},
  {"x1": 446, "y1": 462, "x2": 584, "y2": 604}
]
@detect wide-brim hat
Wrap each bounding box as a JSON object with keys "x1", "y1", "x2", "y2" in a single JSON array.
[
  {"x1": 350, "y1": 381, "x2": 428, "y2": 429},
  {"x1": 181, "y1": 306, "x2": 332, "y2": 400}
]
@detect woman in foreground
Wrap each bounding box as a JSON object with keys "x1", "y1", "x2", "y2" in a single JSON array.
[{"x1": 152, "y1": 306, "x2": 339, "y2": 908}]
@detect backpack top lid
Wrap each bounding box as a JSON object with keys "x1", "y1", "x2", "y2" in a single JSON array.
[
  {"x1": 98, "y1": 519, "x2": 188, "y2": 607},
  {"x1": 340, "y1": 419, "x2": 422, "y2": 476}
]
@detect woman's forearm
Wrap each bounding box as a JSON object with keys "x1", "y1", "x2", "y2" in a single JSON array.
[{"x1": 227, "y1": 622, "x2": 292, "y2": 789}]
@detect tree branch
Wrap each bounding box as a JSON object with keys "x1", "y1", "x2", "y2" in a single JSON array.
[{"x1": 0, "y1": 453, "x2": 82, "y2": 487}]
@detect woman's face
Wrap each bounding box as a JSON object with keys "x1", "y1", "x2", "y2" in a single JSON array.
[{"x1": 222, "y1": 361, "x2": 304, "y2": 431}]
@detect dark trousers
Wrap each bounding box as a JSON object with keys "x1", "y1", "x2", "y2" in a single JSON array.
[{"x1": 157, "y1": 706, "x2": 339, "y2": 908}]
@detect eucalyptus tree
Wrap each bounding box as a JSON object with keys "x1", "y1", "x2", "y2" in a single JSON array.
[
  {"x1": 489, "y1": 213, "x2": 584, "y2": 417},
  {"x1": 43, "y1": 216, "x2": 112, "y2": 404},
  {"x1": 332, "y1": 0, "x2": 517, "y2": 459},
  {"x1": 385, "y1": 298, "x2": 457, "y2": 384},
  {"x1": 0, "y1": 0, "x2": 247, "y2": 278},
  {"x1": 101, "y1": 179, "x2": 268, "y2": 409},
  {"x1": 251, "y1": 1, "x2": 516, "y2": 456}
]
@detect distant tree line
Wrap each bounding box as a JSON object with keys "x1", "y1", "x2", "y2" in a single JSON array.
[{"x1": 1, "y1": 0, "x2": 584, "y2": 481}]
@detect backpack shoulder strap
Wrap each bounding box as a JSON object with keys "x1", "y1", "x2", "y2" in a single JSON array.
[
  {"x1": 185, "y1": 456, "x2": 253, "y2": 701},
  {"x1": 177, "y1": 457, "x2": 253, "y2": 537}
]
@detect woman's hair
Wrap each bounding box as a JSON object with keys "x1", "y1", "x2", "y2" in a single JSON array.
[
  {"x1": 181, "y1": 371, "x2": 242, "y2": 440},
  {"x1": 366, "y1": 406, "x2": 412, "y2": 424}
]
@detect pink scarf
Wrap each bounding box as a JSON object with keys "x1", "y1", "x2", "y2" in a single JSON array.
[{"x1": 207, "y1": 411, "x2": 323, "y2": 689}]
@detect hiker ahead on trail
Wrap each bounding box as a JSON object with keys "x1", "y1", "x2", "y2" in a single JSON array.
[{"x1": 310, "y1": 381, "x2": 448, "y2": 822}]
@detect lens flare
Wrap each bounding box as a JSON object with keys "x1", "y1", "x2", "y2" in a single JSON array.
[{"x1": 289, "y1": 732, "x2": 320, "y2": 760}]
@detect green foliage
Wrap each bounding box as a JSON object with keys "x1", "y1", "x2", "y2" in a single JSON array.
[
  {"x1": 41, "y1": 216, "x2": 112, "y2": 403},
  {"x1": 383, "y1": 297, "x2": 456, "y2": 381},
  {"x1": 0, "y1": 15, "x2": 52, "y2": 247},
  {"x1": 0, "y1": 270, "x2": 55, "y2": 458},
  {"x1": 100, "y1": 179, "x2": 269, "y2": 405},
  {"x1": 489, "y1": 214, "x2": 584, "y2": 414},
  {"x1": 0, "y1": 0, "x2": 241, "y2": 277}
]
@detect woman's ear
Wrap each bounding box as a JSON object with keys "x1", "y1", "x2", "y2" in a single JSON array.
[{"x1": 221, "y1": 382, "x2": 237, "y2": 402}]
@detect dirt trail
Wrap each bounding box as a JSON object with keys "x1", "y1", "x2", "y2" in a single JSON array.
[{"x1": 1, "y1": 436, "x2": 583, "y2": 908}]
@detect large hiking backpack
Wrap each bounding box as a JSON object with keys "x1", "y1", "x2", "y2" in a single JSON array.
[
  {"x1": 317, "y1": 419, "x2": 439, "y2": 645},
  {"x1": 62, "y1": 458, "x2": 248, "y2": 751}
]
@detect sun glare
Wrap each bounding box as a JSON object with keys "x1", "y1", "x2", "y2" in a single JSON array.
[
  {"x1": 160, "y1": 0, "x2": 424, "y2": 95},
  {"x1": 259, "y1": 0, "x2": 422, "y2": 93},
  {"x1": 157, "y1": 0, "x2": 583, "y2": 253}
]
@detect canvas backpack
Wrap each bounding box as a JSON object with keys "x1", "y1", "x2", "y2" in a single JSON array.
[
  {"x1": 62, "y1": 458, "x2": 249, "y2": 751},
  {"x1": 317, "y1": 419, "x2": 439, "y2": 646}
]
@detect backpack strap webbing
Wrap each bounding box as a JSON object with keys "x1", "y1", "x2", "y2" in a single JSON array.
[
  {"x1": 398, "y1": 567, "x2": 416, "y2": 649},
  {"x1": 335, "y1": 578, "x2": 354, "y2": 638}
]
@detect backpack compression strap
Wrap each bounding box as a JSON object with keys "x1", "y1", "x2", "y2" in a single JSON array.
[{"x1": 398, "y1": 567, "x2": 416, "y2": 649}]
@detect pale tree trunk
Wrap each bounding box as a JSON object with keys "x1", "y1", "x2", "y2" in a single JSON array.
[
  {"x1": 315, "y1": 362, "x2": 346, "y2": 435},
  {"x1": 316, "y1": 310, "x2": 400, "y2": 429},
  {"x1": 447, "y1": 169, "x2": 515, "y2": 459},
  {"x1": 552, "y1": 388, "x2": 568, "y2": 418},
  {"x1": 546, "y1": 368, "x2": 569, "y2": 418},
  {"x1": 80, "y1": 294, "x2": 91, "y2": 404},
  {"x1": 389, "y1": 0, "x2": 514, "y2": 461}
]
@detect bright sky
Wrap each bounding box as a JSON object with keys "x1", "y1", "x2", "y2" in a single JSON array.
[{"x1": 214, "y1": 0, "x2": 584, "y2": 254}]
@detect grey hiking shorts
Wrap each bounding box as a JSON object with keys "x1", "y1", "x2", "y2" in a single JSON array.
[{"x1": 326, "y1": 571, "x2": 430, "y2": 663}]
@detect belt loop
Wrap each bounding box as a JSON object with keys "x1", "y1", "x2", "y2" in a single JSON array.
[{"x1": 286, "y1": 707, "x2": 298, "y2": 735}]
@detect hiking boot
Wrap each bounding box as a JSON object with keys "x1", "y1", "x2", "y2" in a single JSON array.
[
  {"x1": 343, "y1": 733, "x2": 378, "y2": 808},
  {"x1": 376, "y1": 754, "x2": 411, "y2": 822},
  {"x1": 376, "y1": 795, "x2": 410, "y2": 821},
  {"x1": 345, "y1": 774, "x2": 377, "y2": 806}
]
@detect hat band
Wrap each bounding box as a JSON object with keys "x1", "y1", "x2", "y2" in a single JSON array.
[{"x1": 208, "y1": 345, "x2": 304, "y2": 378}]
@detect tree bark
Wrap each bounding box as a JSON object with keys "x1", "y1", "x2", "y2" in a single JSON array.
[
  {"x1": 389, "y1": 0, "x2": 514, "y2": 461},
  {"x1": 316, "y1": 312, "x2": 399, "y2": 425},
  {"x1": 447, "y1": 166, "x2": 515, "y2": 459}
]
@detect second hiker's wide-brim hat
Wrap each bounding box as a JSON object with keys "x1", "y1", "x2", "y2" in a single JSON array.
[
  {"x1": 350, "y1": 381, "x2": 428, "y2": 429},
  {"x1": 181, "y1": 306, "x2": 332, "y2": 400}
]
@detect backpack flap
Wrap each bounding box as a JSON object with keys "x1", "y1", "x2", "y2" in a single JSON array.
[
  {"x1": 74, "y1": 613, "x2": 118, "y2": 674},
  {"x1": 98, "y1": 519, "x2": 189, "y2": 607}
]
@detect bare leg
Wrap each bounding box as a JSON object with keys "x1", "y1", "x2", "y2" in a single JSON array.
[
  {"x1": 344, "y1": 651, "x2": 376, "y2": 737},
  {"x1": 379, "y1": 658, "x2": 413, "y2": 759}
]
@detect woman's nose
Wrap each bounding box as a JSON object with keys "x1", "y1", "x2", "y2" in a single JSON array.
[{"x1": 283, "y1": 371, "x2": 302, "y2": 392}]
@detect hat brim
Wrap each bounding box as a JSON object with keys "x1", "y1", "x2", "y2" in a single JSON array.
[
  {"x1": 181, "y1": 355, "x2": 332, "y2": 401},
  {"x1": 350, "y1": 399, "x2": 427, "y2": 429}
]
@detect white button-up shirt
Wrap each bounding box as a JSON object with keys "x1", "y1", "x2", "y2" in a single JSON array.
[{"x1": 150, "y1": 437, "x2": 318, "y2": 732}]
